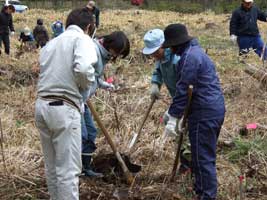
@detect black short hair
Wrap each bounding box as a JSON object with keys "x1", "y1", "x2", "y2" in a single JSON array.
[
  {"x1": 102, "y1": 31, "x2": 130, "y2": 59},
  {"x1": 37, "y1": 18, "x2": 43, "y2": 25},
  {"x1": 66, "y1": 8, "x2": 94, "y2": 31}
]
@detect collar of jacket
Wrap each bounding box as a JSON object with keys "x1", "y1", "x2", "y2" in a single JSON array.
[
  {"x1": 66, "y1": 25, "x2": 84, "y2": 33},
  {"x1": 94, "y1": 38, "x2": 112, "y2": 61},
  {"x1": 179, "y1": 38, "x2": 199, "y2": 56},
  {"x1": 241, "y1": 4, "x2": 253, "y2": 12},
  {"x1": 161, "y1": 48, "x2": 172, "y2": 64}
]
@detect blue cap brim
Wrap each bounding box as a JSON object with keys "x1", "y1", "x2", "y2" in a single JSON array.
[{"x1": 142, "y1": 46, "x2": 160, "y2": 55}]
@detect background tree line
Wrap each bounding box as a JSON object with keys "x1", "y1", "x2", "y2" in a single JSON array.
[{"x1": 22, "y1": 0, "x2": 267, "y2": 13}]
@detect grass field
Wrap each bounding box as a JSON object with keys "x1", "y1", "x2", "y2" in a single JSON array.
[{"x1": 0, "y1": 8, "x2": 267, "y2": 200}]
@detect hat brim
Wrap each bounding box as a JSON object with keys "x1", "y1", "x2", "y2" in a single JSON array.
[
  {"x1": 142, "y1": 46, "x2": 161, "y2": 55},
  {"x1": 162, "y1": 35, "x2": 193, "y2": 48}
]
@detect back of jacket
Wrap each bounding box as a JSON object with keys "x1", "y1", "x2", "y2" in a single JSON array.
[
  {"x1": 33, "y1": 25, "x2": 49, "y2": 43},
  {"x1": 230, "y1": 5, "x2": 267, "y2": 36},
  {"x1": 0, "y1": 11, "x2": 14, "y2": 35},
  {"x1": 151, "y1": 48, "x2": 180, "y2": 98},
  {"x1": 168, "y1": 39, "x2": 225, "y2": 121},
  {"x1": 37, "y1": 25, "x2": 97, "y2": 109}
]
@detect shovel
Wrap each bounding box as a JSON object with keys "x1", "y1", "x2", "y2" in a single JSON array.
[
  {"x1": 128, "y1": 97, "x2": 156, "y2": 151},
  {"x1": 86, "y1": 100, "x2": 134, "y2": 184},
  {"x1": 170, "y1": 85, "x2": 193, "y2": 182}
]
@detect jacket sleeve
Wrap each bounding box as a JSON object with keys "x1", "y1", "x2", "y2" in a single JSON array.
[
  {"x1": 95, "y1": 9, "x2": 100, "y2": 28},
  {"x1": 256, "y1": 7, "x2": 267, "y2": 22},
  {"x1": 168, "y1": 53, "x2": 198, "y2": 118},
  {"x1": 33, "y1": 27, "x2": 37, "y2": 39},
  {"x1": 151, "y1": 61, "x2": 163, "y2": 86},
  {"x1": 230, "y1": 10, "x2": 238, "y2": 35},
  {"x1": 9, "y1": 15, "x2": 14, "y2": 32},
  {"x1": 73, "y1": 36, "x2": 97, "y2": 91},
  {"x1": 44, "y1": 28, "x2": 49, "y2": 41}
]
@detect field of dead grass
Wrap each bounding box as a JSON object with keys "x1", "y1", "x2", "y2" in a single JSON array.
[{"x1": 0, "y1": 9, "x2": 267, "y2": 200}]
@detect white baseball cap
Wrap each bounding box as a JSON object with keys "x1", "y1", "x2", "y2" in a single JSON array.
[
  {"x1": 243, "y1": 0, "x2": 253, "y2": 3},
  {"x1": 143, "y1": 29, "x2": 165, "y2": 55}
]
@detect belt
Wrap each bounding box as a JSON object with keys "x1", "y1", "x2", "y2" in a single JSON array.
[{"x1": 40, "y1": 95, "x2": 80, "y2": 112}]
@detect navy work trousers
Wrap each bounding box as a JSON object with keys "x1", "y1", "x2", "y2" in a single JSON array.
[
  {"x1": 188, "y1": 117, "x2": 224, "y2": 200},
  {"x1": 0, "y1": 34, "x2": 10, "y2": 55},
  {"x1": 237, "y1": 35, "x2": 267, "y2": 59}
]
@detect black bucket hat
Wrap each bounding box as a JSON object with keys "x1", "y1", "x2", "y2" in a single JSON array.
[{"x1": 162, "y1": 23, "x2": 193, "y2": 48}]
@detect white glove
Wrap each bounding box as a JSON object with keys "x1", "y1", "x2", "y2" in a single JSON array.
[
  {"x1": 230, "y1": 34, "x2": 237, "y2": 43},
  {"x1": 150, "y1": 83, "x2": 160, "y2": 100},
  {"x1": 98, "y1": 79, "x2": 115, "y2": 90},
  {"x1": 10, "y1": 31, "x2": 15, "y2": 36},
  {"x1": 163, "y1": 110, "x2": 170, "y2": 125},
  {"x1": 178, "y1": 116, "x2": 185, "y2": 133},
  {"x1": 164, "y1": 115, "x2": 177, "y2": 137}
]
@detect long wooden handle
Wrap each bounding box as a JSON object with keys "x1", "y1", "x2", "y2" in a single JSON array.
[
  {"x1": 129, "y1": 98, "x2": 156, "y2": 150},
  {"x1": 86, "y1": 100, "x2": 133, "y2": 184},
  {"x1": 170, "y1": 85, "x2": 193, "y2": 182}
]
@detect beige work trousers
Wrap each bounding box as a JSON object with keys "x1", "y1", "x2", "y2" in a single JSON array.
[{"x1": 35, "y1": 98, "x2": 82, "y2": 200}]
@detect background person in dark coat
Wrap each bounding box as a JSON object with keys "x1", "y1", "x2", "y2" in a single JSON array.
[
  {"x1": 33, "y1": 18, "x2": 49, "y2": 48},
  {"x1": 86, "y1": 1, "x2": 100, "y2": 28},
  {"x1": 230, "y1": 0, "x2": 267, "y2": 59},
  {"x1": 0, "y1": 4, "x2": 15, "y2": 55},
  {"x1": 163, "y1": 24, "x2": 225, "y2": 200}
]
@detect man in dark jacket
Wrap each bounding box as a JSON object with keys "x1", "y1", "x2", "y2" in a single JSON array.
[
  {"x1": 0, "y1": 4, "x2": 15, "y2": 55},
  {"x1": 86, "y1": 1, "x2": 100, "y2": 28},
  {"x1": 230, "y1": 0, "x2": 267, "y2": 58},
  {"x1": 163, "y1": 24, "x2": 225, "y2": 200},
  {"x1": 33, "y1": 18, "x2": 49, "y2": 48}
]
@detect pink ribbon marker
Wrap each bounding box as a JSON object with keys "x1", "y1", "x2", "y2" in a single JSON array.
[{"x1": 246, "y1": 123, "x2": 257, "y2": 130}]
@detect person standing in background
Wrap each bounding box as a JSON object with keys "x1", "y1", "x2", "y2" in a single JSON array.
[
  {"x1": 86, "y1": 1, "x2": 100, "y2": 28},
  {"x1": 0, "y1": 4, "x2": 15, "y2": 55}
]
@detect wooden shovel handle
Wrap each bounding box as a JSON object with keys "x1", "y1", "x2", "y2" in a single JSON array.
[
  {"x1": 130, "y1": 97, "x2": 156, "y2": 150},
  {"x1": 170, "y1": 85, "x2": 193, "y2": 182},
  {"x1": 86, "y1": 100, "x2": 133, "y2": 184}
]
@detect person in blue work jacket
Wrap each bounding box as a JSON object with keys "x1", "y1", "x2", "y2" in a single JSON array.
[
  {"x1": 230, "y1": 0, "x2": 267, "y2": 59},
  {"x1": 81, "y1": 31, "x2": 130, "y2": 177},
  {"x1": 142, "y1": 29, "x2": 191, "y2": 172},
  {"x1": 162, "y1": 23, "x2": 225, "y2": 200},
  {"x1": 51, "y1": 20, "x2": 64, "y2": 38}
]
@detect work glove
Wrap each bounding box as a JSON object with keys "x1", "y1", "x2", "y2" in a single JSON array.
[
  {"x1": 10, "y1": 31, "x2": 15, "y2": 36},
  {"x1": 98, "y1": 78, "x2": 115, "y2": 90},
  {"x1": 150, "y1": 83, "x2": 160, "y2": 100},
  {"x1": 230, "y1": 34, "x2": 237, "y2": 44},
  {"x1": 163, "y1": 110, "x2": 170, "y2": 125},
  {"x1": 178, "y1": 116, "x2": 185, "y2": 133},
  {"x1": 164, "y1": 115, "x2": 178, "y2": 137}
]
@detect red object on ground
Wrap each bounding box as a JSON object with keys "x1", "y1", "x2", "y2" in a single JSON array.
[
  {"x1": 159, "y1": 117, "x2": 163, "y2": 124},
  {"x1": 239, "y1": 175, "x2": 245, "y2": 183},
  {"x1": 106, "y1": 77, "x2": 114, "y2": 84},
  {"x1": 131, "y1": 0, "x2": 144, "y2": 6},
  {"x1": 246, "y1": 123, "x2": 257, "y2": 130}
]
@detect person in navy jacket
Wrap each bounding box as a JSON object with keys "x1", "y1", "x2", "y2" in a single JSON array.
[{"x1": 162, "y1": 23, "x2": 225, "y2": 200}]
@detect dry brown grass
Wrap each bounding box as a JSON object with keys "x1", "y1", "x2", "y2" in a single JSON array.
[{"x1": 0, "y1": 9, "x2": 267, "y2": 199}]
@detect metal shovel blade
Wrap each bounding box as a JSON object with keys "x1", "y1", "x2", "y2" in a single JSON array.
[{"x1": 128, "y1": 132, "x2": 138, "y2": 149}]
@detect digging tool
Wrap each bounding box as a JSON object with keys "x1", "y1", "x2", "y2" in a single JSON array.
[
  {"x1": 170, "y1": 85, "x2": 193, "y2": 182},
  {"x1": 86, "y1": 100, "x2": 134, "y2": 184},
  {"x1": 128, "y1": 97, "x2": 156, "y2": 151}
]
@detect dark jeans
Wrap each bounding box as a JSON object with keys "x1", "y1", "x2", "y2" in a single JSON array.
[
  {"x1": 189, "y1": 117, "x2": 224, "y2": 200},
  {"x1": 237, "y1": 35, "x2": 267, "y2": 59},
  {"x1": 0, "y1": 34, "x2": 10, "y2": 55},
  {"x1": 81, "y1": 104, "x2": 97, "y2": 169}
]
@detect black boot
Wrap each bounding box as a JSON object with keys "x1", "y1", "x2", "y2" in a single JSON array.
[{"x1": 82, "y1": 155, "x2": 103, "y2": 178}]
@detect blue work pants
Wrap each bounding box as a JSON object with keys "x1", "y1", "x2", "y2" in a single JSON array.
[
  {"x1": 237, "y1": 35, "x2": 267, "y2": 59},
  {"x1": 189, "y1": 117, "x2": 224, "y2": 200},
  {"x1": 81, "y1": 104, "x2": 97, "y2": 169}
]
